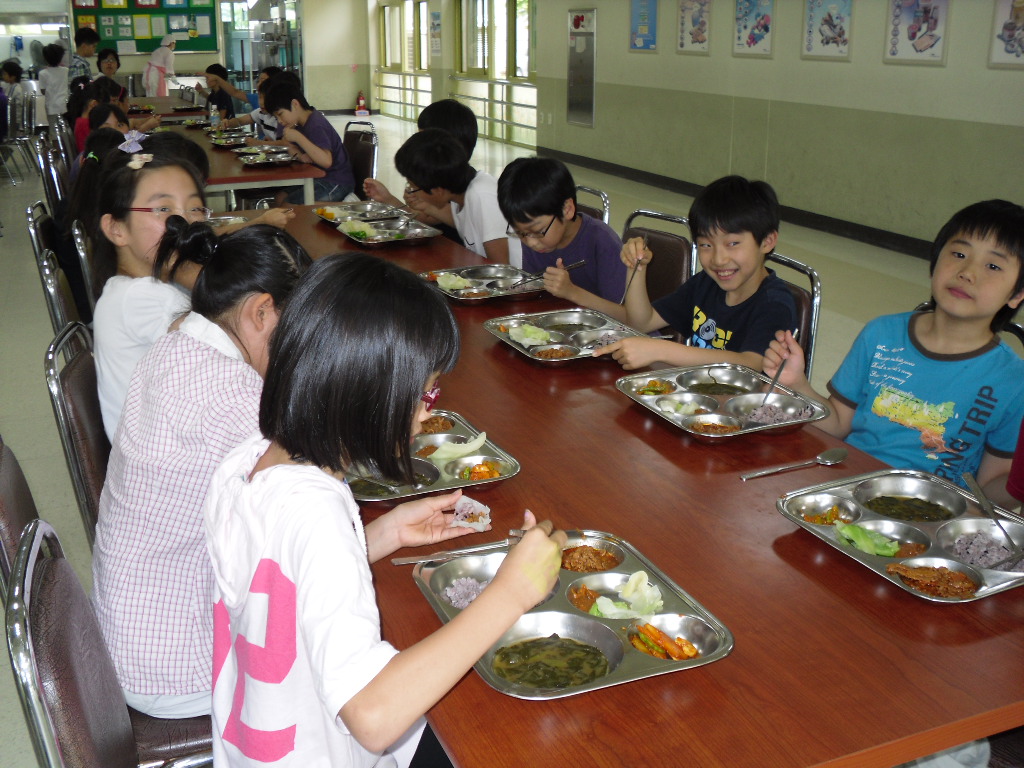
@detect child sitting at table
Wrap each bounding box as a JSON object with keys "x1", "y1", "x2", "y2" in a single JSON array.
[
  {"x1": 764, "y1": 199, "x2": 1024, "y2": 502},
  {"x1": 92, "y1": 220, "x2": 311, "y2": 718},
  {"x1": 498, "y1": 156, "x2": 627, "y2": 318},
  {"x1": 593, "y1": 174, "x2": 795, "y2": 370},
  {"x1": 265, "y1": 79, "x2": 354, "y2": 204},
  {"x1": 223, "y1": 69, "x2": 294, "y2": 142},
  {"x1": 394, "y1": 127, "x2": 520, "y2": 264},
  {"x1": 202, "y1": 251, "x2": 565, "y2": 765},
  {"x1": 197, "y1": 63, "x2": 236, "y2": 121}
]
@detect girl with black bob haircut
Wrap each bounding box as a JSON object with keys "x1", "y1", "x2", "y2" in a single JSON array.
[
  {"x1": 93, "y1": 218, "x2": 311, "y2": 719},
  {"x1": 260, "y1": 252, "x2": 461, "y2": 481},
  {"x1": 203, "y1": 251, "x2": 565, "y2": 764}
]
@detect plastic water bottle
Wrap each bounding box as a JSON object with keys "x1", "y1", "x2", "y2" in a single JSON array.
[{"x1": 209, "y1": 101, "x2": 220, "y2": 130}]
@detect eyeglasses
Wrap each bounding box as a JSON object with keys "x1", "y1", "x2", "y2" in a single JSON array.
[
  {"x1": 404, "y1": 183, "x2": 422, "y2": 195},
  {"x1": 420, "y1": 384, "x2": 441, "y2": 412},
  {"x1": 127, "y1": 206, "x2": 213, "y2": 222},
  {"x1": 507, "y1": 216, "x2": 556, "y2": 242}
]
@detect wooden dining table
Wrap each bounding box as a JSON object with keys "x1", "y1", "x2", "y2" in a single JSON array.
[
  {"x1": 128, "y1": 95, "x2": 204, "y2": 118},
  {"x1": 170, "y1": 125, "x2": 324, "y2": 206},
  {"x1": 241, "y1": 207, "x2": 1024, "y2": 767}
]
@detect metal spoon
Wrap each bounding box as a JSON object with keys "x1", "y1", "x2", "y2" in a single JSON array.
[
  {"x1": 962, "y1": 472, "x2": 1022, "y2": 556},
  {"x1": 740, "y1": 446, "x2": 847, "y2": 481}
]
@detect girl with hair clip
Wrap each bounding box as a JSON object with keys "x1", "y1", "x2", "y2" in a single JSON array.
[
  {"x1": 92, "y1": 218, "x2": 312, "y2": 719},
  {"x1": 92, "y1": 139, "x2": 212, "y2": 440},
  {"x1": 203, "y1": 252, "x2": 566, "y2": 767}
]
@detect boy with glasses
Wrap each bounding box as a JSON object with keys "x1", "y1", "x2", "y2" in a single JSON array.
[{"x1": 498, "y1": 157, "x2": 627, "y2": 319}]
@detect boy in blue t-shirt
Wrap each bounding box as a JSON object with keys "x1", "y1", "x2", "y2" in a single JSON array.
[
  {"x1": 265, "y1": 81, "x2": 353, "y2": 204},
  {"x1": 766, "y1": 199, "x2": 1024, "y2": 502},
  {"x1": 594, "y1": 175, "x2": 796, "y2": 370},
  {"x1": 497, "y1": 157, "x2": 628, "y2": 321}
]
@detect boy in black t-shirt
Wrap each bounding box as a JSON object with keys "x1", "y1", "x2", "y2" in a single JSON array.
[
  {"x1": 196, "y1": 64, "x2": 236, "y2": 121},
  {"x1": 594, "y1": 175, "x2": 795, "y2": 371}
]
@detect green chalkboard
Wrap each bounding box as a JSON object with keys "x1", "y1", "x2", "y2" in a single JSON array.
[{"x1": 72, "y1": 0, "x2": 218, "y2": 55}]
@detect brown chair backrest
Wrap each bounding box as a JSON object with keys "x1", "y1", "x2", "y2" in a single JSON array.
[
  {"x1": 0, "y1": 436, "x2": 39, "y2": 602},
  {"x1": 622, "y1": 214, "x2": 692, "y2": 305},
  {"x1": 343, "y1": 121, "x2": 378, "y2": 200},
  {"x1": 44, "y1": 323, "x2": 110, "y2": 548},
  {"x1": 36, "y1": 249, "x2": 81, "y2": 338},
  {"x1": 765, "y1": 252, "x2": 822, "y2": 378},
  {"x1": 575, "y1": 185, "x2": 610, "y2": 224},
  {"x1": 6, "y1": 520, "x2": 140, "y2": 768}
]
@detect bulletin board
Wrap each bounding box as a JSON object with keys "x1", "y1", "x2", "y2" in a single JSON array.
[{"x1": 71, "y1": 0, "x2": 218, "y2": 56}]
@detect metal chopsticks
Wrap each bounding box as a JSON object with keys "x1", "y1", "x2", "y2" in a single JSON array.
[
  {"x1": 509, "y1": 259, "x2": 587, "y2": 288},
  {"x1": 962, "y1": 472, "x2": 1024, "y2": 561},
  {"x1": 391, "y1": 538, "x2": 513, "y2": 566},
  {"x1": 619, "y1": 233, "x2": 648, "y2": 304}
]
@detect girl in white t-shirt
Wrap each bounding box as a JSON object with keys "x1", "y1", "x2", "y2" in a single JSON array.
[
  {"x1": 92, "y1": 139, "x2": 212, "y2": 440},
  {"x1": 203, "y1": 253, "x2": 565, "y2": 767}
]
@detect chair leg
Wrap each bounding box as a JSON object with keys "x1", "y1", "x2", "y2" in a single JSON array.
[{"x1": 0, "y1": 149, "x2": 19, "y2": 186}]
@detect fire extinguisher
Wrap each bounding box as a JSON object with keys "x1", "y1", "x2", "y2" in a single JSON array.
[{"x1": 356, "y1": 90, "x2": 366, "y2": 109}]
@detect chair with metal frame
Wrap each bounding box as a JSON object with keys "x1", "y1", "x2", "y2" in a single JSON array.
[
  {"x1": 5, "y1": 519, "x2": 213, "y2": 768},
  {"x1": 52, "y1": 115, "x2": 76, "y2": 170},
  {"x1": 26, "y1": 200, "x2": 58, "y2": 261},
  {"x1": 0, "y1": 435, "x2": 39, "y2": 606},
  {"x1": 765, "y1": 251, "x2": 822, "y2": 379},
  {"x1": 32, "y1": 144, "x2": 65, "y2": 217},
  {"x1": 343, "y1": 120, "x2": 378, "y2": 201},
  {"x1": 575, "y1": 185, "x2": 611, "y2": 224},
  {"x1": 621, "y1": 209, "x2": 693, "y2": 303},
  {"x1": 35, "y1": 249, "x2": 81, "y2": 339},
  {"x1": 70, "y1": 220, "x2": 97, "y2": 314},
  {"x1": 43, "y1": 323, "x2": 108, "y2": 549}
]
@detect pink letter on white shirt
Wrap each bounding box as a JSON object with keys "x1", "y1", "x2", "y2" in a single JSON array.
[{"x1": 220, "y1": 559, "x2": 298, "y2": 762}]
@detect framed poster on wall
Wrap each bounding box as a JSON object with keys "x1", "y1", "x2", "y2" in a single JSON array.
[
  {"x1": 802, "y1": 0, "x2": 851, "y2": 60},
  {"x1": 734, "y1": 0, "x2": 773, "y2": 57},
  {"x1": 678, "y1": 0, "x2": 710, "y2": 54},
  {"x1": 989, "y1": 0, "x2": 1024, "y2": 68},
  {"x1": 630, "y1": 0, "x2": 657, "y2": 51},
  {"x1": 884, "y1": 0, "x2": 949, "y2": 66}
]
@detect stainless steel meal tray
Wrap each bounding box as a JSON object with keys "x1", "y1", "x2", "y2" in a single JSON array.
[
  {"x1": 232, "y1": 145, "x2": 289, "y2": 155},
  {"x1": 207, "y1": 215, "x2": 248, "y2": 227},
  {"x1": 778, "y1": 469, "x2": 1024, "y2": 603},
  {"x1": 483, "y1": 309, "x2": 645, "y2": 363},
  {"x1": 412, "y1": 529, "x2": 734, "y2": 699},
  {"x1": 616, "y1": 364, "x2": 829, "y2": 441},
  {"x1": 182, "y1": 120, "x2": 210, "y2": 128},
  {"x1": 238, "y1": 154, "x2": 294, "y2": 168},
  {"x1": 419, "y1": 264, "x2": 546, "y2": 302},
  {"x1": 346, "y1": 409, "x2": 519, "y2": 502},
  {"x1": 209, "y1": 138, "x2": 248, "y2": 148},
  {"x1": 313, "y1": 202, "x2": 408, "y2": 224}
]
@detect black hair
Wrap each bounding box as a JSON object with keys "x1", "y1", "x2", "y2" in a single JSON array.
[
  {"x1": 145, "y1": 130, "x2": 210, "y2": 180},
  {"x1": 64, "y1": 127, "x2": 125, "y2": 240},
  {"x1": 154, "y1": 219, "x2": 312, "y2": 323},
  {"x1": 688, "y1": 175, "x2": 780, "y2": 246},
  {"x1": 2, "y1": 61, "x2": 23, "y2": 81},
  {"x1": 205, "y1": 63, "x2": 229, "y2": 81},
  {"x1": 93, "y1": 75, "x2": 127, "y2": 104},
  {"x1": 924, "y1": 199, "x2": 1024, "y2": 332},
  {"x1": 87, "y1": 102, "x2": 127, "y2": 132},
  {"x1": 96, "y1": 48, "x2": 120, "y2": 68},
  {"x1": 497, "y1": 157, "x2": 577, "y2": 225},
  {"x1": 42, "y1": 43, "x2": 65, "y2": 67},
  {"x1": 264, "y1": 81, "x2": 309, "y2": 114},
  {"x1": 65, "y1": 76, "x2": 95, "y2": 122},
  {"x1": 418, "y1": 99, "x2": 478, "y2": 157},
  {"x1": 259, "y1": 65, "x2": 283, "y2": 79},
  {"x1": 75, "y1": 28, "x2": 100, "y2": 47},
  {"x1": 260, "y1": 253, "x2": 461, "y2": 479},
  {"x1": 92, "y1": 141, "x2": 207, "y2": 296},
  {"x1": 394, "y1": 128, "x2": 475, "y2": 196}
]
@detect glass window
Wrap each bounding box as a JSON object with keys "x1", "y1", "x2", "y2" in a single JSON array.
[{"x1": 417, "y1": 1, "x2": 430, "y2": 71}]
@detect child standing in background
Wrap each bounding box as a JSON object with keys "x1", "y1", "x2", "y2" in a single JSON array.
[
  {"x1": 498, "y1": 156, "x2": 627, "y2": 319},
  {"x1": 765, "y1": 199, "x2": 1024, "y2": 504},
  {"x1": 68, "y1": 27, "x2": 100, "y2": 81},
  {"x1": 594, "y1": 175, "x2": 795, "y2": 370},
  {"x1": 39, "y1": 43, "x2": 69, "y2": 132}
]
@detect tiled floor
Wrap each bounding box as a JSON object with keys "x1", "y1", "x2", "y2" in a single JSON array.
[{"x1": 0, "y1": 115, "x2": 935, "y2": 766}]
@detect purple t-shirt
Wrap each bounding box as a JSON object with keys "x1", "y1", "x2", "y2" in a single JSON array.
[
  {"x1": 298, "y1": 109, "x2": 354, "y2": 194},
  {"x1": 521, "y1": 215, "x2": 626, "y2": 303}
]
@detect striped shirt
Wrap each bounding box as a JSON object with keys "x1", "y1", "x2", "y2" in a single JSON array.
[{"x1": 92, "y1": 312, "x2": 262, "y2": 698}]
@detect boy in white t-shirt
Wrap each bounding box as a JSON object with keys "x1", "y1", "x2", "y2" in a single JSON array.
[{"x1": 394, "y1": 128, "x2": 521, "y2": 265}]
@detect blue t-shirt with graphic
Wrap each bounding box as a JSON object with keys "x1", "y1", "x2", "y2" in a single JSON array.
[
  {"x1": 652, "y1": 268, "x2": 795, "y2": 353},
  {"x1": 828, "y1": 311, "x2": 1024, "y2": 488}
]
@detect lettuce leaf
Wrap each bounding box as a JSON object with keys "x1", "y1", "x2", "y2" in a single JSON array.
[
  {"x1": 834, "y1": 521, "x2": 900, "y2": 557},
  {"x1": 508, "y1": 323, "x2": 551, "y2": 347}
]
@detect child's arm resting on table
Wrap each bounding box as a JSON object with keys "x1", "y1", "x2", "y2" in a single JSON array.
[
  {"x1": 341, "y1": 511, "x2": 566, "y2": 752},
  {"x1": 764, "y1": 329, "x2": 854, "y2": 438}
]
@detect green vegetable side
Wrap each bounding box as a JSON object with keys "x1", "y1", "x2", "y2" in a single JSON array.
[{"x1": 834, "y1": 521, "x2": 900, "y2": 557}]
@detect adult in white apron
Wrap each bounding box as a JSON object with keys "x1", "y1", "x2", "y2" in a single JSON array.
[{"x1": 143, "y1": 36, "x2": 176, "y2": 97}]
